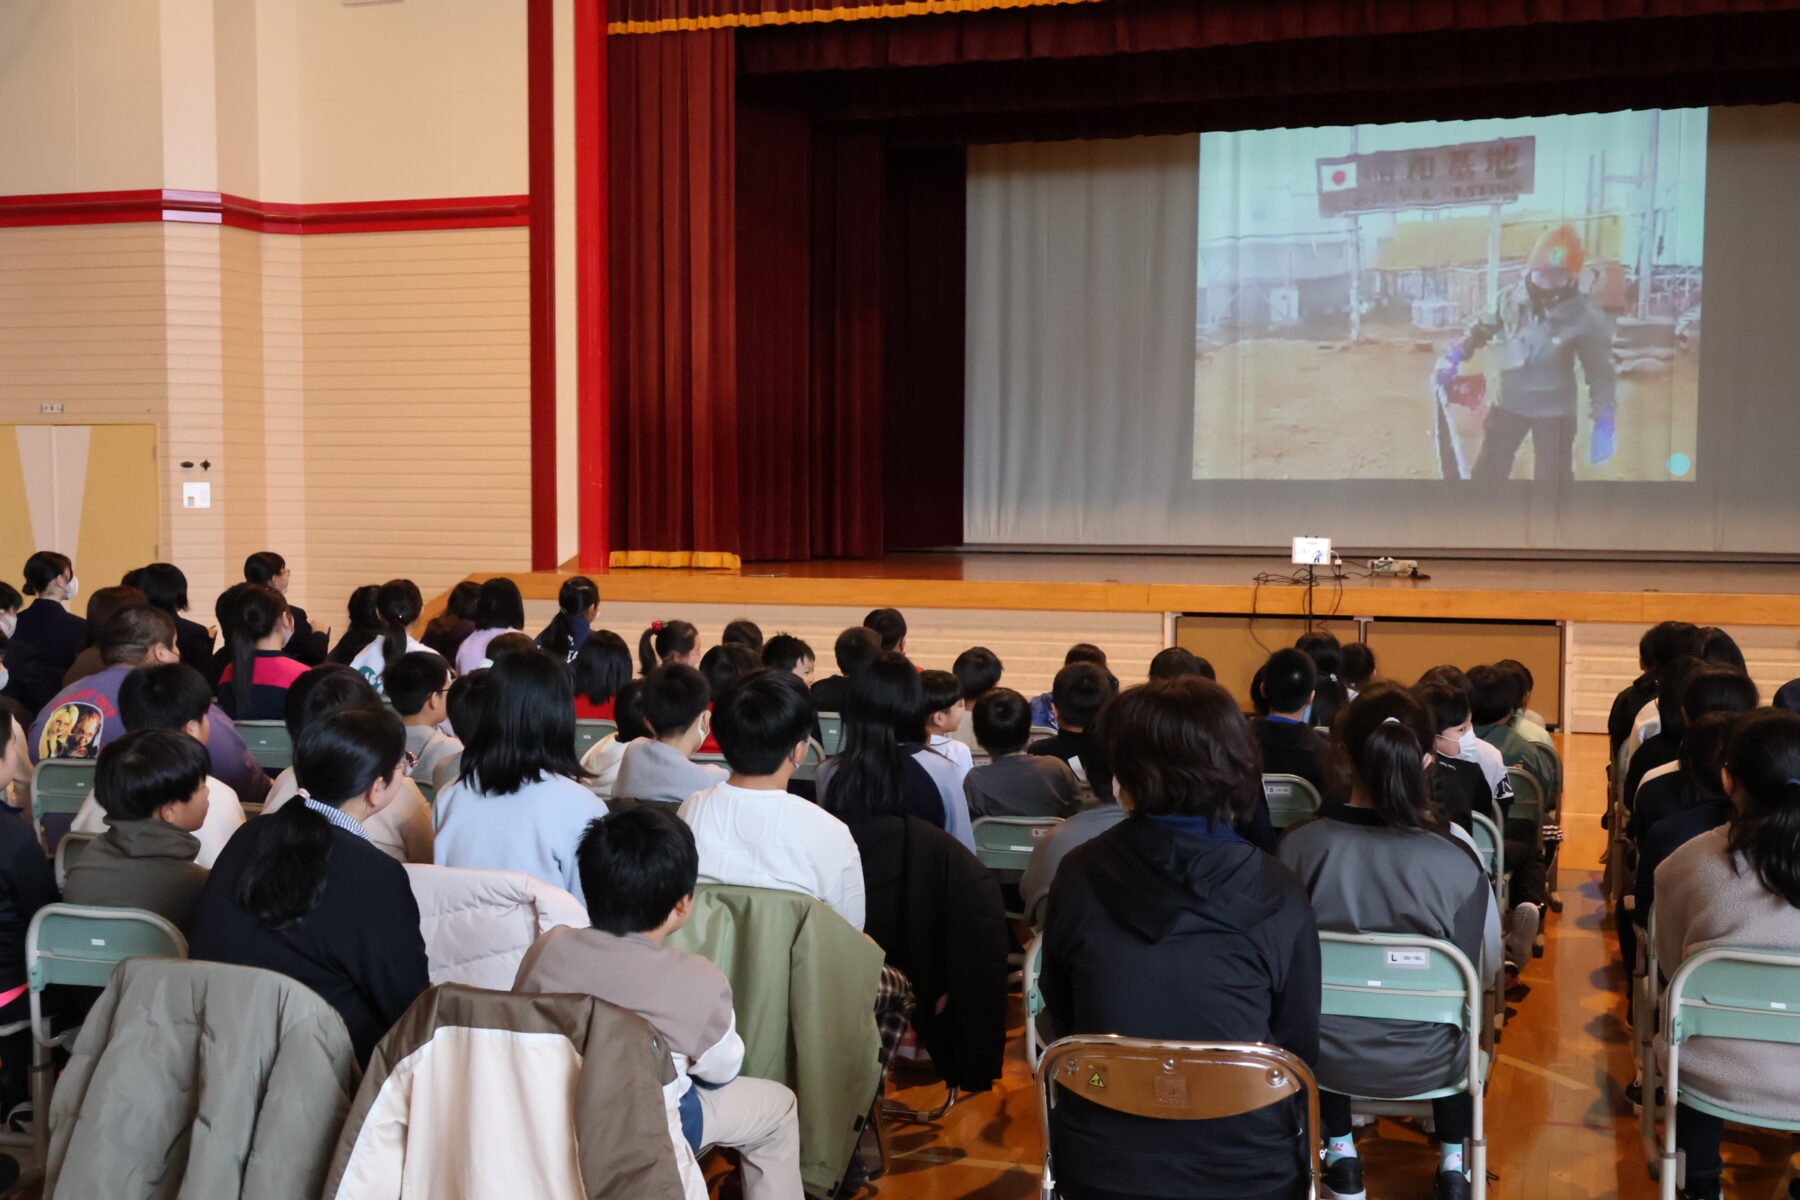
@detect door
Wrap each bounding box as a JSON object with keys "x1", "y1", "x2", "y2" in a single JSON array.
[{"x1": 0, "y1": 424, "x2": 160, "y2": 598}]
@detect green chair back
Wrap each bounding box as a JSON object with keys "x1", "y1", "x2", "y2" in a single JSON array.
[
  {"x1": 53, "y1": 831, "x2": 100, "y2": 890},
  {"x1": 1669, "y1": 949, "x2": 1800, "y2": 1049},
  {"x1": 28, "y1": 904, "x2": 187, "y2": 994},
  {"x1": 1507, "y1": 767, "x2": 1544, "y2": 827},
  {"x1": 1470, "y1": 812, "x2": 1504, "y2": 890},
  {"x1": 235, "y1": 720, "x2": 294, "y2": 772},
  {"x1": 971, "y1": 816, "x2": 1062, "y2": 874},
  {"x1": 1318, "y1": 931, "x2": 1479, "y2": 1035},
  {"x1": 31, "y1": 759, "x2": 97, "y2": 827},
  {"x1": 817, "y1": 713, "x2": 845, "y2": 758},
  {"x1": 414, "y1": 779, "x2": 437, "y2": 806},
  {"x1": 694, "y1": 739, "x2": 824, "y2": 781},
  {"x1": 1262, "y1": 773, "x2": 1322, "y2": 831},
  {"x1": 574, "y1": 718, "x2": 618, "y2": 759}
]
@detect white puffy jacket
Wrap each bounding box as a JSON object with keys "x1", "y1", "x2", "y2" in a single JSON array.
[{"x1": 403, "y1": 864, "x2": 589, "y2": 990}]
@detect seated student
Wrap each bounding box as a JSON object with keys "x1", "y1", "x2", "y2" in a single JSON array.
[
  {"x1": 1625, "y1": 664, "x2": 1759, "y2": 836},
  {"x1": 1655, "y1": 708, "x2": 1800, "y2": 1200},
  {"x1": 30, "y1": 605, "x2": 270, "y2": 806},
  {"x1": 920, "y1": 668, "x2": 973, "y2": 774},
  {"x1": 130, "y1": 562, "x2": 214, "y2": 675},
  {"x1": 536, "y1": 576, "x2": 599, "y2": 664},
  {"x1": 1250, "y1": 648, "x2": 1335, "y2": 798},
  {"x1": 1040, "y1": 676, "x2": 1320, "y2": 1200},
  {"x1": 638, "y1": 618, "x2": 702, "y2": 675},
  {"x1": 1418, "y1": 666, "x2": 1513, "y2": 808},
  {"x1": 68, "y1": 663, "x2": 247, "y2": 868},
  {"x1": 1340, "y1": 642, "x2": 1376, "y2": 700},
  {"x1": 1030, "y1": 644, "x2": 1108, "y2": 729},
  {"x1": 1148, "y1": 646, "x2": 1214, "y2": 681},
  {"x1": 190, "y1": 707, "x2": 429, "y2": 1064},
  {"x1": 0, "y1": 712, "x2": 57, "y2": 1118},
  {"x1": 906, "y1": 670, "x2": 977, "y2": 851},
  {"x1": 1415, "y1": 682, "x2": 1492, "y2": 833},
  {"x1": 1633, "y1": 711, "x2": 1742, "y2": 923},
  {"x1": 1294, "y1": 630, "x2": 1351, "y2": 730},
  {"x1": 3, "y1": 551, "x2": 88, "y2": 714},
  {"x1": 862, "y1": 608, "x2": 907, "y2": 654},
  {"x1": 1277, "y1": 689, "x2": 1498, "y2": 1200},
  {"x1": 573, "y1": 629, "x2": 633, "y2": 720},
  {"x1": 326, "y1": 584, "x2": 382, "y2": 666},
  {"x1": 434, "y1": 650, "x2": 607, "y2": 901},
  {"x1": 421, "y1": 579, "x2": 481, "y2": 665},
  {"x1": 761, "y1": 633, "x2": 815, "y2": 687},
  {"x1": 1493, "y1": 659, "x2": 1552, "y2": 745},
  {"x1": 61, "y1": 584, "x2": 147, "y2": 688},
  {"x1": 65, "y1": 728, "x2": 211, "y2": 928},
  {"x1": 964, "y1": 688, "x2": 1080, "y2": 820},
  {"x1": 721, "y1": 618, "x2": 763, "y2": 652},
  {"x1": 1016, "y1": 702, "x2": 1123, "y2": 927},
  {"x1": 580, "y1": 677, "x2": 644, "y2": 799},
  {"x1": 948, "y1": 645, "x2": 1004, "y2": 755},
  {"x1": 1608, "y1": 621, "x2": 1698, "y2": 757},
  {"x1": 432, "y1": 669, "x2": 491, "y2": 794},
  {"x1": 1624, "y1": 627, "x2": 1746, "y2": 764},
  {"x1": 452, "y1": 577, "x2": 529, "y2": 676},
  {"x1": 695, "y1": 644, "x2": 761, "y2": 755},
  {"x1": 483, "y1": 631, "x2": 539, "y2": 667},
  {"x1": 810, "y1": 626, "x2": 881, "y2": 715},
  {"x1": 614, "y1": 665, "x2": 729, "y2": 807},
  {"x1": 261, "y1": 665, "x2": 435, "y2": 864},
  {"x1": 817, "y1": 653, "x2": 947, "y2": 831},
  {"x1": 1029, "y1": 661, "x2": 1118, "y2": 800},
  {"x1": 1468, "y1": 663, "x2": 1562, "y2": 802},
  {"x1": 383, "y1": 651, "x2": 462, "y2": 786},
  {"x1": 216, "y1": 584, "x2": 308, "y2": 721},
  {"x1": 679, "y1": 669, "x2": 865, "y2": 930},
  {"x1": 347, "y1": 579, "x2": 428, "y2": 696},
  {"x1": 242, "y1": 550, "x2": 327, "y2": 664},
  {"x1": 513, "y1": 807, "x2": 801, "y2": 1200}
]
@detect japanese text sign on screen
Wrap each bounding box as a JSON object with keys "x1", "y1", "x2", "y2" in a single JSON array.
[{"x1": 1317, "y1": 136, "x2": 1537, "y2": 217}]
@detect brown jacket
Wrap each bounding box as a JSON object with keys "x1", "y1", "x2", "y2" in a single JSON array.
[{"x1": 62, "y1": 819, "x2": 208, "y2": 930}]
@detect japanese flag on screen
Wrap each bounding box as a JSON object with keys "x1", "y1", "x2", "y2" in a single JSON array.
[{"x1": 1320, "y1": 162, "x2": 1357, "y2": 193}]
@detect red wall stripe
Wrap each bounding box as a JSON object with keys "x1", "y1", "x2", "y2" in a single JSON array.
[
  {"x1": 0, "y1": 188, "x2": 530, "y2": 234},
  {"x1": 575, "y1": 0, "x2": 612, "y2": 572},
  {"x1": 528, "y1": 0, "x2": 560, "y2": 572}
]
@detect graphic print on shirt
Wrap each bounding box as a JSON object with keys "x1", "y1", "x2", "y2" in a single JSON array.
[{"x1": 39, "y1": 699, "x2": 109, "y2": 759}]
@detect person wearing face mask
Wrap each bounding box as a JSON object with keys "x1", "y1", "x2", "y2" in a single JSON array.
[
  {"x1": 0, "y1": 551, "x2": 87, "y2": 714},
  {"x1": 215, "y1": 584, "x2": 308, "y2": 722},
  {"x1": 242, "y1": 550, "x2": 327, "y2": 666},
  {"x1": 0, "y1": 581, "x2": 22, "y2": 696},
  {"x1": 613, "y1": 664, "x2": 728, "y2": 808}
]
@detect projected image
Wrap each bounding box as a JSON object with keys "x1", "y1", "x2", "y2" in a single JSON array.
[{"x1": 1193, "y1": 110, "x2": 1707, "y2": 482}]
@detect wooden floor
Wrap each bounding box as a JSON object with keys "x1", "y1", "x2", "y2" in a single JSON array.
[{"x1": 866, "y1": 734, "x2": 1797, "y2": 1200}]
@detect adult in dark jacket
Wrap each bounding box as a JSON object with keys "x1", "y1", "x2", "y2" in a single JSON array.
[
  {"x1": 242, "y1": 551, "x2": 327, "y2": 666},
  {"x1": 126, "y1": 562, "x2": 214, "y2": 675},
  {"x1": 1, "y1": 551, "x2": 87, "y2": 715},
  {"x1": 189, "y1": 707, "x2": 427, "y2": 1063},
  {"x1": 848, "y1": 812, "x2": 1008, "y2": 1093},
  {"x1": 1041, "y1": 676, "x2": 1320, "y2": 1200}
]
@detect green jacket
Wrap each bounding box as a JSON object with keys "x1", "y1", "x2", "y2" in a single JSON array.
[{"x1": 669, "y1": 884, "x2": 884, "y2": 1198}]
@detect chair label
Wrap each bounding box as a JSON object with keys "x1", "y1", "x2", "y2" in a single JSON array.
[{"x1": 1384, "y1": 949, "x2": 1429, "y2": 969}]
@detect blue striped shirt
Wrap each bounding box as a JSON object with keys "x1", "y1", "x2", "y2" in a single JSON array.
[{"x1": 301, "y1": 795, "x2": 372, "y2": 844}]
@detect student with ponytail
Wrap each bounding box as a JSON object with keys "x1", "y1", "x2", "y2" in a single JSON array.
[
  {"x1": 216, "y1": 584, "x2": 307, "y2": 721},
  {"x1": 1277, "y1": 683, "x2": 1499, "y2": 1200},
  {"x1": 327, "y1": 585, "x2": 382, "y2": 665},
  {"x1": 1293, "y1": 629, "x2": 1350, "y2": 729},
  {"x1": 453, "y1": 577, "x2": 527, "y2": 676},
  {"x1": 1655, "y1": 707, "x2": 1800, "y2": 1200},
  {"x1": 189, "y1": 707, "x2": 428, "y2": 1063},
  {"x1": 538, "y1": 576, "x2": 600, "y2": 664},
  {"x1": 816, "y1": 652, "x2": 947, "y2": 830},
  {"x1": 347, "y1": 579, "x2": 426, "y2": 695},
  {"x1": 639, "y1": 619, "x2": 700, "y2": 675}
]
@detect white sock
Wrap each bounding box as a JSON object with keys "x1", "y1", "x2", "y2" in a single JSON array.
[
  {"x1": 1326, "y1": 1133, "x2": 1358, "y2": 1165},
  {"x1": 1439, "y1": 1141, "x2": 1466, "y2": 1176}
]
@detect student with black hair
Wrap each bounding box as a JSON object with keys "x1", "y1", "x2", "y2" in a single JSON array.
[
  {"x1": 1609, "y1": 621, "x2": 1700, "y2": 756},
  {"x1": 1468, "y1": 663, "x2": 1563, "y2": 804},
  {"x1": 1279, "y1": 687, "x2": 1498, "y2": 1200},
  {"x1": 818, "y1": 652, "x2": 948, "y2": 831},
  {"x1": 722, "y1": 619, "x2": 763, "y2": 652},
  {"x1": 65, "y1": 728, "x2": 211, "y2": 927},
  {"x1": 1625, "y1": 663, "x2": 1760, "y2": 829},
  {"x1": 862, "y1": 608, "x2": 907, "y2": 654},
  {"x1": 513, "y1": 806, "x2": 802, "y2": 1199},
  {"x1": 1294, "y1": 630, "x2": 1350, "y2": 730},
  {"x1": 537, "y1": 576, "x2": 600, "y2": 664},
  {"x1": 454, "y1": 577, "x2": 528, "y2": 676},
  {"x1": 1029, "y1": 662, "x2": 1117, "y2": 801},
  {"x1": 681, "y1": 668, "x2": 865, "y2": 929},
  {"x1": 904, "y1": 670, "x2": 978, "y2": 851},
  {"x1": 638, "y1": 619, "x2": 701, "y2": 675},
  {"x1": 385, "y1": 651, "x2": 461, "y2": 786},
  {"x1": 920, "y1": 668, "x2": 973, "y2": 773},
  {"x1": 422, "y1": 579, "x2": 481, "y2": 664},
  {"x1": 431, "y1": 669, "x2": 492, "y2": 794},
  {"x1": 573, "y1": 629, "x2": 633, "y2": 720},
  {"x1": 130, "y1": 562, "x2": 214, "y2": 673},
  {"x1": 614, "y1": 664, "x2": 729, "y2": 807},
  {"x1": 216, "y1": 584, "x2": 307, "y2": 721},
  {"x1": 1493, "y1": 658, "x2": 1551, "y2": 745},
  {"x1": 0, "y1": 710, "x2": 58, "y2": 1120},
  {"x1": 190, "y1": 707, "x2": 429, "y2": 1063},
  {"x1": 1029, "y1": 644, "x2": 1109, "y2": 729},
  {"x1": 1634, "y1": 710, "x2": 1743, "y2": 922},
  {"x1": 60, "y1": 584, "x2": 147, "y2": 687},
  {"x1": 952, "y1": 647, "x2": 1003, "y2": 703},
  {"x1": 577, "y1": 673, "x2": 641, "y2": 799},
  {"x1": 964, "y1": 688, "x2": 1079, "y2": 821},
  {"x1": 243, "y1": 550, "x2": 326, "y2": 664},
  {"x1": 695, "y1": 643, "x2": 762, "y2": 754},
  {"x1": 1148, "y1": 646, "x2": 1214, "y2": 682},
  {"x1": 760, "y1": 634, "x2": 815, "y2": 685},
  {"x1": 483, "y1": 631, "x2": 538, "y2": 666},
  {"x1": 0, "y1": 581, "x2": 20, "y2": 639},
  {"x1": 327, "y1": 584, "x2": 383, "y2": 666},
  {"x1": 1416, "y1": 681, "x2": 1494, "y2": 832},
  {"x1": 1655, "y1": 708, "x2": 1800, "y2": 1200},
  {"x1": 434, "y1": 650, "x2": 606, "y2": 901},
  {"x1": 1251, "y1": 648, "x2": 1335, "y2": 799},
  {"x1": 1340, "y1": 642, "x2": 1377, "y2": 699},
  {"x1": 1623, "y1": 626, "x2": 1746, "y2": 763},
  {"x1": 347, "y1": 579, "x2": 427, "y2": 696},
  {"x1": 810, "y1": 626, "x2": 881, "y2": 714},
  {"x1": 1, "y1": 549, "x2": 86, "y2": 713}
]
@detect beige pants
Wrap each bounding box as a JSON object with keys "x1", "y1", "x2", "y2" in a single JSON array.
[{"x1": 697, "y1": 1075, "x2": 803, "y2": 1199}]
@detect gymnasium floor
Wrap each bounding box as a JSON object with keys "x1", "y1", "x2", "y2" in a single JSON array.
[{"x1": 866, "y1": 734, "x2": 1797, "y2": 1200}]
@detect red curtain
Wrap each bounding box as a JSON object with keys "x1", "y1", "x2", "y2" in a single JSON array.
[{"x1": 608, "y1": 28, "x2": 742, "y2": 565}]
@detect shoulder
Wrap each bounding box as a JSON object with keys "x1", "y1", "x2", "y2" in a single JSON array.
[{"x1": 1660, "y1": 825, "x2": 1730, "y2": 882}]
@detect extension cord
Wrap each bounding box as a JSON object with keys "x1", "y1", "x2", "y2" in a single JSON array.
[{"x1": 1368, "y1": 557, "x2": 1420, "y2": 576}]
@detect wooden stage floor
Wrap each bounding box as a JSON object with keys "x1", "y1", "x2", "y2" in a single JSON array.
[{"x1": 512, "y1": 552, "x2": 1800, "y2": 627}]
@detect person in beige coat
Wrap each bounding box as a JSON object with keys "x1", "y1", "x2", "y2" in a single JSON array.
[{"x1": 1654, "y1": 708, "x2": 1800, "y2": 1200}]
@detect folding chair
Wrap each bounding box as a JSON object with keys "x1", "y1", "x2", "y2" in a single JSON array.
[
  {"x1": 973, "y1": 817, "x2": 1063, "y2": 922},
  {"x1": 1024, "y1": 933, "x2": 1048, "y2": 1070},
  {"x1": 694, "y1": 739, "x2": 824, "y2": 781},
  {"x1": 1036, "y1": 1035, "x2": 1320, "y2": 1200},
  {"x1": 817, "y1": 713, "x2": 845, "y2": 758},
  {"x1": 1317, "y1": 931, "x2": 1490, "y2": 1200},
  {"x1": 1506, "y1": 767, "x2": 1553, "y2": 952},
  {"x1": 52, "y1": 831, "x2": 100, "y2": 890},
  {"x1": 573, "y1": 718, "x2": 617, "y2": 760},
  {"x1": 235, "y1": 720, "x2": 294, "y2": 772},
  {"x1": 1644, "y1": 946, "x2": 1800, "y2": 1199},
  {"x1": 26, "y1": 904, "x2": 187, "y2": 1167},
  {"x1": 29, "y1": 759, "x2": 96, "y2": 851},
  {"x1": 1469, "y1": 812, "x2": 1508, "y2": 1042},
  {"x1": 1262, "y1": 774, "x2": 1323, "y2": 832}
]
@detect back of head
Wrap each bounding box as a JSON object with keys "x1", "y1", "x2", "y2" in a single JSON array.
[
  {"x1": 486, "y1": 631, "x2": 538, "y2": 664},
  {"x1": 1334, "y1": 684, "x2": 1444, "y2": 832},
  {"x1": 224, "y1": 584, "x2": 289, "y2": 713},
  {"x1": 973, "y1": 687, "x2": 1031, "y2": 756},
  {"x1": 384, "y1": 651, "x2": 450, "y2": 718},
  {"x1": 863, "y1": 609, "x2": 907, "y2": 652},
  {"x1": 1655, "y1": 655, "x2": 1704, "y2": 734},
  {"x1": 761, "y1": 633, "x2": 814, "y2": 674},
  {"x1": 576, "y1": 806, "x2": 698, "y2": 936},
  {"x1": 952, "y1": 646, "x2": 1004, "y2": 700},
  {"x1": 612, "y1": 677, "x2": 650, "y2": 743},
  {"x1": 1723, "y1": 708, "x2": 1800, "y2": 907},
  {"x1": 1681, "y1": 665, "x2": 1760, "y2": 724},
  {"x1": 1777, "y1": 678, "x2": 1800, "y2": 715},
  {"x1": 445, "y1": 669, "x2": 492, "y2": 745},
  {"x1": 1051, "y1": 661, "x2": 1115, "y2": 731},
  {"x1": 832, "y1": 626, "x2": 882, "y2": 678},
  {"x1": 465, "y1": 649, "x2": 585, "y2": 794},
  {"x1": 1695, "y1": 626, "x2": 1747, "y2": 675},
  {"x1": 1679, "y1": 710, "x2": 1741, "y2": 800},
  {"x1": 721, "y1": 619, "x2": 763, "y2": 651},
  {"x1": 1414, "y1": 681, "x2": 1471, "y2": 735},
  {"x1": 638, "y1": 619, "x2": 699, "y2": 674},
  {"x1": 22, "y1": 551, "x2": 72, "y2": 597},
  {"x1": 829, "y1": 651, "x2": 925, "y2": 822},
  {"x1": 1417, "y1": 664, "x2": 1472, "y2": 698},
  {"x1": 1641, "y1": 620, "x2": 1700, "y2": 673},
  {"x1": 573, "y1": 630, "x2": 633, "y2": 706},
  {"x1": 1465, "y1": 664, "x2": 1523, "y2": 727},
  {"x1": 712, "y1": 668, "x2": 813, "y2": 775},
  {"x1": 920, "y1": 670, "x2": 962, "y2": 721},
  {"x1": 100, "y1": 604, "x2": 178, "y2": 668},
  {"x1": 1294, "y1": 630, "x2": 1343, "y2": 677},
  {"x1": 284, "y1": 662, "x2": 382, "y2": 739},
  {"x1": 544, "y1": 576, "x2": 601, "y2": 658},
  {"x1": 1064, "y1": 643, "x2": 1108, "y2": 668},
  {"x1": 1149, "y1": 646, "x2": 1213, "y2": 682},
  {"x1": 0, "y1": 580, "x2": 21, "y2": 613},
  {"x1": 84, "y1": 585, "x2": 147, "y2": 640},
  {"x1": 1097, "y1": 676, "x2": 1259, "y2": 821},
  {"x1": 639, "y1": 663, "x2": 711, "y2": 739},
  {"x1": 1494, "y1": 658, "x2": 1534, "y2": 701},
  {"x1": 375, "y1": 578, "x2": 423, "y2": 665},
  {"x1": 96, "y1": 728, "x2": 210, "y2": 823},
  {"x1": 345, "y1": 584, "x2": 381, "y2": 630},
  {"x1": 1340, "y1": 642, "x2": 1377, "y2": 690},
  {"x1": 119, "y1": 662, "x2": 212, "y2": 732},
  {"x1": 473, "y1": 577, "x2": 526, "y2": 632},
  {"x1": 1258, "y1": 648, "x2": 1317, "y2": 716},
  {"x1": 700, "y1": 643, "x2": 760, "y2": 700},
  {"x1": 132, "y1": 562, "x2": 189, "y2": 615},
  {"x1": 243, "y1": 551, "x2": 286, "y2": 587},
  {"x1": 445, "y1": 579, "x2": 482, "y2": 622}
]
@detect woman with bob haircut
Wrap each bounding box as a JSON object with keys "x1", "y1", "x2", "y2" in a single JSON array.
[
  {"x1": 1039, "y1": 676, "x2": 1320, "y2": 1200},
  {"x1": 453, "y1": 577, "x2": 527, "y2": 676}
]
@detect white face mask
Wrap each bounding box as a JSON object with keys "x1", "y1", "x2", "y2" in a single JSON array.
[
  {"x1": 63, "y1": 575, "x2": 80, "y2": 602},
  {"x1": 0, "y1": 613, "x2": 14, "y2": 638},
  {"x1": 1458, "y1": 729, "x2": 1479, "y2": 755},
  {"x1": 0, "y1": 666, "x2": 7, "y2": 693}
]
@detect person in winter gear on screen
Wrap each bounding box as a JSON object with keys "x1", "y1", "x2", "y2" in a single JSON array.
[{"x1": 1456, "y1": 223, "x2": 1617, "y2": 483}]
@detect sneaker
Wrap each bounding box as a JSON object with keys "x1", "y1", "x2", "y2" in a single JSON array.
[
  {"x1": 1506, "y1": 902, "x2": 1542, "y2": 967},
  {"x1": 1625, "y1": 1078, "x2": 1642, "y2": 1113},
  {"x1": 1321, "y1": 1157, "x2": 1367, "y2": 1200},
  {"x1": 1434, "y1": 1169, "x2": 1471, "y2": 1200}
]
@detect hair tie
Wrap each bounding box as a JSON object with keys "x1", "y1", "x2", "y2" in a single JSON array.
[
  {"x1": 1382, "y1": 716, "x2": 1401, "y2": 725},
  {"x1": 1788, "y1": 779, "x2": 1800, "y2": 788},
  {"x1": 652, "y1": 620, "x2": 663, "y2": 631}
]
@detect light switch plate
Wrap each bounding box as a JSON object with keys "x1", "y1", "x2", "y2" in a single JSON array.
[{"x1": 183, "y1": 482, "x2": 212, "y2": 509}]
